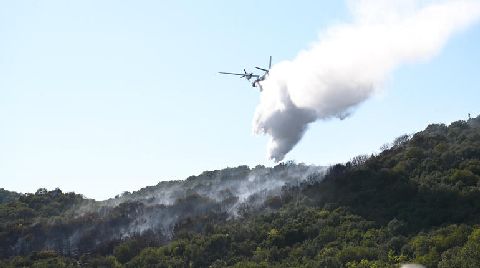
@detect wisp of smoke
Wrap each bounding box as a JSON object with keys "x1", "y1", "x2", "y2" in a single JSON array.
[{"x1": 254, "y1": 0, "x2": 480, "y2": 162}]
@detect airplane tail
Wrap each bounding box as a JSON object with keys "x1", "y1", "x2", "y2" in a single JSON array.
[{"x1": 255, "y1": 56, "x2": 272, "y2": 74}]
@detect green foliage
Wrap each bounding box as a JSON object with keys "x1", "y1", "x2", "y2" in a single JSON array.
[
  {"x1": 0, "y1": 188, "x2": 20, "y2": 204},
  {"x1": 2, "y1": 115, "x2": 480, "y2": 267},
  {"x1": 113, "y1": 240, "x2": 144, "y2": 264}
]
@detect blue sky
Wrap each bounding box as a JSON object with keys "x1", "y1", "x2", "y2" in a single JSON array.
[{"x1": 1, "y1": 1, "x2": 479, "y2": 200}]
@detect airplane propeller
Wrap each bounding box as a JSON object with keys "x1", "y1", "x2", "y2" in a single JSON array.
[{"x1": 241, "y1": 69, "x2": 247, "y2": 78}]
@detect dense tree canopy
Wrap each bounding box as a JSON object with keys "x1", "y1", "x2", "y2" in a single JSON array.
[{"x1": 1, "y1": 115, "x2": 480, "y2": 267}]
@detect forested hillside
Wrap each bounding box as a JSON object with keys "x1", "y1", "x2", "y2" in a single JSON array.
[{"x1": 1, "y1": 115, "x2": 480, "y2": 267}]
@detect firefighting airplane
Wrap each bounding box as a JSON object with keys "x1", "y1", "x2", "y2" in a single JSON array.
[{"x1": 219, "y1": 56, "x2": 272, "y2": 91}]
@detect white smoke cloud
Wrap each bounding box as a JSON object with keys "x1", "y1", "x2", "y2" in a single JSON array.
[{"x1": 254, "y1": 0, "x2": 480, "y2": 162}]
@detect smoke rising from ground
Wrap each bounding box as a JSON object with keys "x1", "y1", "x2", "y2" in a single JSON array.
[
  {"x1": 10, "y1": 165, "x2": 325, "y2": 256},
  {"x1": 254, "y1": 0, "x2": 480, "y2": 162},
  {"x1": 72, "y1": 165, "x2": 323, "y2": 243}
]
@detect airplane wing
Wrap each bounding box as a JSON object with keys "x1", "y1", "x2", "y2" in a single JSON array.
[{"x1": 219, "y1": 72, "x2": 245, "y2": 76}]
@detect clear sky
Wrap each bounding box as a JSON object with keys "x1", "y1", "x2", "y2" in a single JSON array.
[{"x1": 1, "y1": 1, "x2": 479, "y2": 200}]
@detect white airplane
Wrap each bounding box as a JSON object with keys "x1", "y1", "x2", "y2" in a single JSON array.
[{"x1": 219, "y1": 56, "x2": 272, "y2": 91}]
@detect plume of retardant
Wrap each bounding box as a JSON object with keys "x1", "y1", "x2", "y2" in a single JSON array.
[{"x1": 254, "y1": 0, "x2": 480, "y2": 162}]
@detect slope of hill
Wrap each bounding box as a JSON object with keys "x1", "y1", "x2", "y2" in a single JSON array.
[
  {"x1": 0, "y1": 189, "x2": 20, "y2": 204},
  {"x1": 1, "y1": 115, "x2": 479, "y2": 267},
  {"x1": 0, "y1": 163, "x2": 324, "y2": 265}
]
